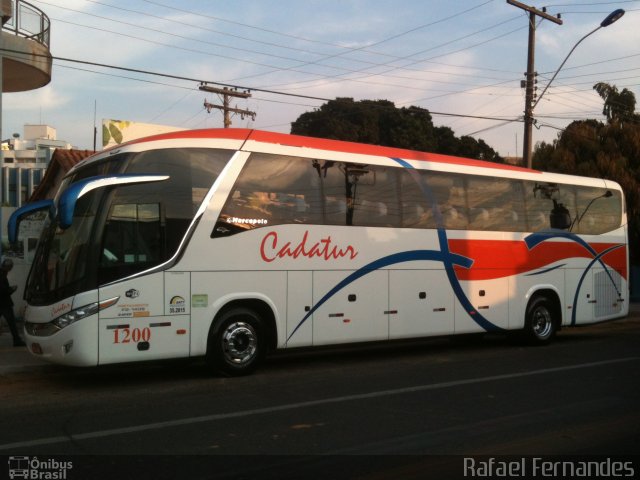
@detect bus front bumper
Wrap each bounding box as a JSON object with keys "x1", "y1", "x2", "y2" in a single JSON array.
[{"x1": 24, "y1": 316, "x2": 99, "y2": 367}]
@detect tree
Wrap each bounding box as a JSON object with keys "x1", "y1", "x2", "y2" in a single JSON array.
[
  {"x1": 593, "y1": 82, "x2": 637, "y2": 124},
  {"x1": 533, "y1": 83, "x2": 640, "y2": 265},
  {"x1": 290, "y1": 98, "x2": 502, "y2": 161}
]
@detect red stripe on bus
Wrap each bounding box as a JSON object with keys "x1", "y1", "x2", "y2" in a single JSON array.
[
  {"x1": 111, "y1": 128, "x2": 252, "y2": 150},
  {"x1": 111, "y1": 128, "x2": 539, "y2": 174},
  {"x1": 449, "y1": 239, "x2": 627, "y2": 281},
  {"x1": 247, "y1": 130, "x2": 539, "y2": 173}
]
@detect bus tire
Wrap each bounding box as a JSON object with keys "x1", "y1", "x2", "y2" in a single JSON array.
[
  {"x1": 523, "y1": 295, "x2": 557, "y2": 345},
  {"x1": 207, "y1": 307, "x2": 266, "y2": 376}
]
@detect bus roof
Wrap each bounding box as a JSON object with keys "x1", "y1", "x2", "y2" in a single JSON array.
[
  {"x1": 79, "y1": 128, "x2": 624, "y2": 192},
  {"x1": 101, "y1": 128, "x2": 537, "y2": 175}
]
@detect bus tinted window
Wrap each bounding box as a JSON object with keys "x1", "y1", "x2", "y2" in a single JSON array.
[
  {"x1": 523, "y1": 181, "x2": 621, "y2": 234},
  {"x1": 218, "y1": 155, "x2": 405, "y2": 232},
  {"x1": 353, "y1": 166, "x2": 401, "y2": 227},
  {"x1": 573, "y1": 186, "x2": 622, "y2": 234},
  {"x1": 215, "y1": 152, "x2": 622, "y2": 236},
  {"x1": 467, "y1": 176, "x2": 527, "y2": 232},
  {"x1": 423, "y1": 172, "x2": 469, "y2": 230},
  {"x1": 524, "y1": 181, "x2": 552, "y2": 231},
  {"x1": 322, "y1": 162, "x2": 401, "y2": 227},
  {"x1": 399, "y1": 170, "x2": 436, "y2": 228},
  {"x1": 317, "y1": 160, "x2": 347, "y2": 226},
  {"x1": 217, "y1": 154, "x2": 323, "y2": 233}
]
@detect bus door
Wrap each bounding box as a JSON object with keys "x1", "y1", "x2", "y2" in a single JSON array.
[{"x1": 98, "y1": 271, "x2": 191, "y2": 364}]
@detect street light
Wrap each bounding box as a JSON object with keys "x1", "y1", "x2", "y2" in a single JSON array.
[
  {"x1": 532, "y1": 9, "x2": 625, "y2": 112},
  {"x1": 525, "y1": 8, "x2": 625, "y2": 168}
]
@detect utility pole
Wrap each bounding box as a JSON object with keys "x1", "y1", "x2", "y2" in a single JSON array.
[
  {"x1": 507, "y1": 0, "x2": 562, "y2": 168},
  {"x1": 199, "y1": 84, "x2": 256, "y2": 128}
]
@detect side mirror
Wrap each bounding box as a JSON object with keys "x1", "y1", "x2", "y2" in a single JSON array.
[
  {"x1": 58, "y1": 174, "x2": 169, "y2": 229},
  {"x1": 8, "y1": 199, "x2": 55, "y2": 243}
]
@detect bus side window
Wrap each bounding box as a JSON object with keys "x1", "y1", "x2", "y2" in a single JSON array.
[
  {"x1": 424, "y1": 172, "x2": 469, "y2": 230},
  {"x1": 399, "y1": 169, "x2": 435, "y2": 228},
  {"x1": 322, "y1": 162, "x2": 349, "y2": 226},
  {"x1": 100, "y1": 202, "x2": 162, "y2": 281},
  {"x1": 466, "y1": 177, "x2": 526, "y2": 232},
  {"x1": 574, "y1": 186, "x2": 621, "y2": 234},
  {"x1": 214, "y1": 154, "x2": 323, "y2": 236},
  {"x1": 525, "y1": 182, "x2": 553, "y2": 232},
  {"x1": 350, "y1": 166, "x2": 401, "y2": 228},
  {"x1": 320, "y1": 162, "x2": 403, "y2": 228}
]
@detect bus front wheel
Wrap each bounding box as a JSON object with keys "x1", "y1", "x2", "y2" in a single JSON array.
[
  {"x1": 207, "y1": 308, "x2": 266, "y2": 376},
  {"x1": 523, "y1": 295, "x2": 557, "y2": 345}
]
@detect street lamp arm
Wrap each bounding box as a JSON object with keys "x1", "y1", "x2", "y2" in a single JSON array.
[
  {"x1": 531, "y1": 8, "x2": 624, "y2": 112},
  {"x1": 520, "y1": 7, "x2": 623, "y2": 169},
  {"x1": 532, "y1": 26, "x2": 600, "y2": 111}
]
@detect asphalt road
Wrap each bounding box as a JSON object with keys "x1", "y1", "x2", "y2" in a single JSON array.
[{"x1": 1, "y1": 317, "x2": 639, "y2": 478}]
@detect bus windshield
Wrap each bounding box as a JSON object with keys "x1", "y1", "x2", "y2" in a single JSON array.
[
  {"x1": 27, "y1": 188, "x2": 103, "y2": 302},
  {"x1": 25, "y1": 148, "x2": 234, "y2": 305}
]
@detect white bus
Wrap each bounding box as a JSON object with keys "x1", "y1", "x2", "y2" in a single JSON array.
[{"x1": 9, "y1": 129, "x2": 628, "y2": 375}]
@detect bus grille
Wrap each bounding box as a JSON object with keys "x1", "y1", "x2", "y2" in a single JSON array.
[{"x1": 594, "y1": 269, "x2": 622, "y2": 318}]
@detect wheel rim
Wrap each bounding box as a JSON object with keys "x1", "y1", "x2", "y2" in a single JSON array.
[
  {"x1": 221, "y1": 321, "x2": 258, "y2": 366},
  {"x1": 532, "y1": 305, "x2": 553, "y2": 339}
]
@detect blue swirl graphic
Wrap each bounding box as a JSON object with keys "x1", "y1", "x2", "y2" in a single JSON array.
[
  {"x1": 397, "y1": 159, "x2": 503, "y2": 332},
  {"x1": 286, "y1": 249, "x2": 473, "y2": 340},
  {"x1": 286, "y1": 157, "x2": 506, "y2": 343},
  {"x1": 525, "y1": 230, "x2": 624, "y2": 325}
]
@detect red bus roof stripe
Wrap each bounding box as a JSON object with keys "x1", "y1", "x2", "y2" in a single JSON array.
[
  {"x1": 119, "y1": 128, "x2": 537, "y2": 173},
  {"x1": 109, "y1": 128, "x2": 251, "y2": 150},
  {"x1": 247, "y1": 130, "x2": 538, "y2": 173}
]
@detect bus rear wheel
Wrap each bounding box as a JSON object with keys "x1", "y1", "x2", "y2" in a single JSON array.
[
  {"x1": 207, "y1": 308, "x2": 266, "y2": 376},
  {"x1": 523, "y1": 295, "x2": 557, "y2": 345}
]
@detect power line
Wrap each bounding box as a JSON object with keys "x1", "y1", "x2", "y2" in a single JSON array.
[
  {"x1": 39, "y1": 13, "x2": 523, "y2": 97},
  {"x1": 226, "y1": 0, "x2": 503, "y2": 83},
  {"x1": 36, "y1": 0, "x2": 556, "y2": 109},
  {"x1": 251, "y1": 18, "x2": 526, "y2": 92},
  {"x1": 35, "y1": 2, "x2": 350, "y2": 70},
  {"x1": 0, "y1": 47, "x2": 521, "y2": 126},
  {"x1": 29, "y1": 1, "x2": 638, "y2": 105},
  {"x1": 34, "y1": 0, "x2": 517, "y2": 88},
  {"x1": 139, "y1": 0, "x2": 499, "y2": 64},
  {"x1": 60, "y1": 0, "x2": 337, "y2": 57},
  {"x1": 0, "y1": 48, "x2": 331, "y2": 101}
]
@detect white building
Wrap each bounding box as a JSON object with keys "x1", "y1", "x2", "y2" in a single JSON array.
[
  {"x1": 1, "y1": 124, "x2": 71, "y2": 207},
  {"x1": 0, "y1": 125, "x2": 76, "y2": 319}
]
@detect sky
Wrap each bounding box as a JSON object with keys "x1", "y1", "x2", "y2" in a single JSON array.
[{"x1": 3, "y1": 0, "x2": 639, "y2": 158}]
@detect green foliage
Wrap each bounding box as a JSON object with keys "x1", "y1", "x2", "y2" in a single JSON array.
[
  {"x1": 594, "y1": 82, "x2": 637, "y2": 124},
  {"x1": 533, "y1": 83, "x2": 640, "y2": 264},
  {"x1": 290, "y1": 98, "x2": 502, "y2": 162}
]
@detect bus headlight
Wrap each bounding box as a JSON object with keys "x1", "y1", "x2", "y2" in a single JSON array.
[
  {"x1": 25, "y1": 297, "x2": 120, "y2": 337},
  {"x1": 54, "y1": 303, "x2": 101, "y2": 329}
]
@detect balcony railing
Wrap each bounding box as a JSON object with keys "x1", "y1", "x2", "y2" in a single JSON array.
[{"x1": 2, "y1": 0, "x2": 50, "y2": 48}]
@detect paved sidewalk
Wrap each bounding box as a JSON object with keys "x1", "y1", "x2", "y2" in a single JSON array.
[
  {"x1": 1, "y1": 304, "x2": 639, "y2": 376},
  {"x1": 0, "y1": 323, "x2": 52, "y2": 375}
]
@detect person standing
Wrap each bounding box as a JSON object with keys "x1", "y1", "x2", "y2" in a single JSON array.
[{"x1": 0, "y1": 258, "x2": 25, "y2": 347}]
